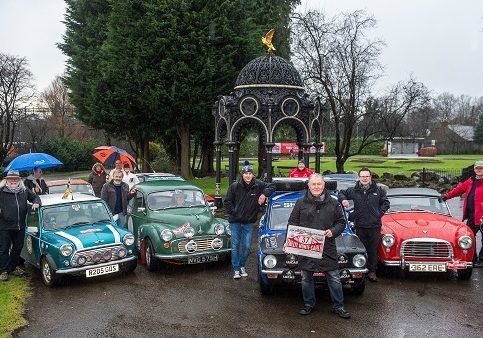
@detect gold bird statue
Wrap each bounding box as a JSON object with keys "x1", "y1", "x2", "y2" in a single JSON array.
[{"x1": 262, "y1": 28, "x2": 276, "y2": 53}]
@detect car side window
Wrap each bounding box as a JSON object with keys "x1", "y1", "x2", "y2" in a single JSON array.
[
  {"x1": 27, "y1": 209, "x2": 39, "y2": 229},
  {"x1": 135, "y1": 191, "x2": 145, "y2": 209}
]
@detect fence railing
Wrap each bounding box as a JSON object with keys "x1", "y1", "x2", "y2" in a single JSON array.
[{"x1": 420, "y1": 167, "x2": 462, "y2": 186}]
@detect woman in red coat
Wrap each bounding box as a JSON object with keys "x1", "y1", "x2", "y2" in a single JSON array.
[{"x1": 444, "y1": 160, "x2": 483, "y2": 267}]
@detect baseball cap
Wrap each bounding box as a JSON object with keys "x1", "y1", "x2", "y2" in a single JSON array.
[{"x1": 475, "y1": 160, "x2": 483, "y2": 168}]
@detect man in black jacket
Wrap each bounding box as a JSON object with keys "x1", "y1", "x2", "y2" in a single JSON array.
[
  {"x1": 338, "y1": 168, "x2": 390, "y2": 282},
  {"x1": 288, "y1": 174, "x2": 350, "y2": 319},
  {"x1": 101, "y1": 169, "x2": 136, "y2": 227},
  {"x1": 0, "y1": 170, "x2": 41, "y2": 281},
  {"x1": 224, "y1": 164, "x2": 275, "y2": 279}
]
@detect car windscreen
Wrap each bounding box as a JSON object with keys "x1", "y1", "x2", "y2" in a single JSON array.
[
  {"x1": 387, "y1": 195, "x2": 450, "y2": 215},
  {"x1": 49, "y1": 184, "x2": 94, "y2": 195},
  {"x1": 42, "y1": 202, "x2": 112, "y2": 230},
  {"x1": 269, "y1": 201, "x2": 296, "y2": 230},
  {"x1": 147, "y1": 189, "x2": 206, "y2": 210}
]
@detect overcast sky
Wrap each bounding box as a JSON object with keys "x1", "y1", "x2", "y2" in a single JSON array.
[{"x1": 1, "y1": 0, "x2": 482, "y2": 97}]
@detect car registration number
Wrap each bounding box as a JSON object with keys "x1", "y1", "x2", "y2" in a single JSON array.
[
  {"x1": 86, "y1": 264, "x2": 119, "y2": 278},
  {"x1": 409, "y1": 263, "x2": 446, "y2": 272},
  {"x1": 187, "y1": 255, "x2": 218, "y2": 264}
]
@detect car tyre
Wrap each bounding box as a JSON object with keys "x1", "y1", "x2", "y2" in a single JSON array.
[
  {"x1": 457, "y1": 267, "x2": 472, "y2": 280},
  {"x1": 352, "y1": 278, "x2": 366, "y2": 295},
  {"x1": 40, "y1": 257, "x2": 61, "y2": 287},
  {"x1": 144, "y1": 239, "x2": 160, "y2": 272},
  {"x1": 121, "y1": 259, "x2": 138, "y2": 274}
]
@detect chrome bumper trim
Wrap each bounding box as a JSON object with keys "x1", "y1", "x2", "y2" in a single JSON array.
[
  {"x1": 383, "y1": 260, "x2": 473, "y2": 268},
  {"x1": 261, "y1": 268, "x2": 368, "y2": 274},
  {"x1": 56, "y1": 256, "x2": 137, "y2": 274},
  {"x1": 154, "y1": 248, "x2": 231, "y2": 260}
]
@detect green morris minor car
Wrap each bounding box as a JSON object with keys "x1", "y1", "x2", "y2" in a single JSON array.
[
  {"x1": 126, "y1": 179, "x2": 231, "y2": 271},
  {"x1": 21, "y1": 194, "x2": 138, "y2": 287}
]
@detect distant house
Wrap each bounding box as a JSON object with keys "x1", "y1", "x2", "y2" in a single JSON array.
[
  {"x1": 425, "y1": 122, "x2": 481, "y2": 154},
  {"x1": 385, "y1": 137, "x2": 424, "y2": 156}
]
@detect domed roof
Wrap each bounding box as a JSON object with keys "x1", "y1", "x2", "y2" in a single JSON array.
[{"x1": 235, "y1": 54, "x2": 304, "y2": 89}]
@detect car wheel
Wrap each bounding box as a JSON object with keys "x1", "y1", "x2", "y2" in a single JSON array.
[
  {"x1": 144, "y1": 239, "x2": 159, "y2": 272},
  {"x1": 40, "y1": 257, "x2": 61, "y2": 287},
  {"x1": 457, "y1": 267, "x2": 472, "y2": 280},
  {"x1": 352, "y1": 278, "x2": 366, "y2": 295},
  {"x1": 121, "y1": 259, "x2": 138, "y2": 274}
]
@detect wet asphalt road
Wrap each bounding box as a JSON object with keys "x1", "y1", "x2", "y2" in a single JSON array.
[{"x1": 16, "y1": 200, "x2": 483, "y2": 338}]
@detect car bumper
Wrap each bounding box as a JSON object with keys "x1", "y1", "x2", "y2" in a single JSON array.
[
  {"x1": 154, "y1": 249, "x2": 231, "y2": 261},
  {"x1": 260, "y1": 268, "x2": 368, "y2": 286},
  {"x1": 382, "y1": 260, "x2": 473, "y2": 269},
  {"x1": 56, "y1": 256, "x2": 137, "y2": 274}
]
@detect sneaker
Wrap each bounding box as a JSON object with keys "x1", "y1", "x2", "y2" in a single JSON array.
[
  {"x1": 332, "y1": 307, "x2": 351, "y2": 319},
  {"x1": 240, "y1": 267, "x2": 248, "y2": 277},
  {"x1": 368, "y1": 272, "x2": 378, "y2": 282},
  {"x1": 0, "y1": 272, "x2": 8, "y2": 281},
  {"x1": 233, "y1": 271, "x2": 241, "y2": 279},
  {"x1": 11, "y1": 267, "x2": 25, "y2": 277},
  {"x1": 299, "y1": 306, "x2": 314, "y2": 315}
]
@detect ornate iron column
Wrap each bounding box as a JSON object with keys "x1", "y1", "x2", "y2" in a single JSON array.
[
  {"x1": 313, "y1": 142, "x2": 324, "y2": 173},
  {"x1": 265, "y1": 143, "x2": 275, "y2": 182},
  {"x1": 226, "y1": 142, "x2": 237, "y2": 185},
  {"x1": 214, "y1": 141, "x2": 223, "y2": 208}
]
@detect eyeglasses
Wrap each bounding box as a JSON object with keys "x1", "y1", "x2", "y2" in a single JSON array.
[{"x1": 359, "y1": 176, "x2": 371, "y2": 178}]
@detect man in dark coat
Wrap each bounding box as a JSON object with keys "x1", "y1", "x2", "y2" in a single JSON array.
[
  {"x1": 288, "y1": 173, "x2": 349, "y2": 318},
  {"x1": 338, "y1": 167, "x2": 390, "y2": 282},
  {"x1": 88, "y1": 162, "x2": 107, "y2": 197},
  {"x1": 224, "y1": 164, "x2": 275, "y2": 279},
  {"x1": 101, "y1": 169, "x2": 135, "y2": 227},
  {"x1": 0, "y1": 170, "x2": 41, "y2": 281}
]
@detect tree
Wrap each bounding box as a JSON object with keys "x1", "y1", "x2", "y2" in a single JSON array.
[
  {"x1": 40, "y1": 75, "x2": 74, "y2": 138},
  {"x1": 474, "y1": 113, "x2": 483, "y2": 144},
  {"x1": 291, "y1": 10, "x2": 428, "y2": 172},
  {"x1": 0, "y1": 53, "x2": 35, "y2": 165}
]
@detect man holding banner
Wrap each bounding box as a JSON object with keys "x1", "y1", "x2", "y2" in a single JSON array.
[{"x1": 287, "y1": 174, "x2": 350, "y2": 319}]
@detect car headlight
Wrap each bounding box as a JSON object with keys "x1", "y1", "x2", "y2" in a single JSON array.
[
  {"x1": 263, "y1": 255, "x2": 277, "y2": 269},
  {"x1": 381, "y1": 234, "x2": 395, "y2": 248},
  {"x1": 225, "y1": 225, "x2": 231, "y2": 236},
  {"x1": 161, "y1": 229, "x2": 173, "y2": 242},
  {"x1": 353, "y1": 254, "x2": 367, "y2": 268},
  {"x1": 214, "y1": 223, "x2": 225, "y2": 235},
  {"x1": 458, "y1": 235, "x2": 472, "y2": 249},
  {"x1": 184, "y1": 226, "x2": 195, "y2": 238},
  {"x1": 60, "y1": 244, "x2": 73, "y2": 257},
  {"x1": 123, "y1": 234, "x2": 135, "y2": 246}
]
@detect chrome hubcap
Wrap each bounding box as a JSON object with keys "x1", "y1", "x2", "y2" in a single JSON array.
[
  {"x1": 146, "y1": 244, "x2": 151, "y2": 266},
  {"x1": 42, "y1": 261, "x2": 51, "y2": 283}
]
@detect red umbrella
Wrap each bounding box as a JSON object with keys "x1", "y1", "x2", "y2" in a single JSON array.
[{"x1": 92, "y1": 146, "x2": 137, "y2": 169}]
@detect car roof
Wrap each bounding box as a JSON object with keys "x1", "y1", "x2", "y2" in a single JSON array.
[
  {"x1": 386, "y1": 187, "x2": 441, "y2": 198},
  {"x1": 39, "y1": 193, "x2": 102, "y2": 206},
  {"x1": 46, "y1": 179, "x2": 89, "y2": 186},
  {"x1": 135, "y1": 179, "x2": 202, "y2": 193},
  {"x1": 323, "y1": 173, "x2": 358, "y2": 181}
]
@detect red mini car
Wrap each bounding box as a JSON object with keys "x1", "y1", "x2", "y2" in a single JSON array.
[{"x1": 378, "y1": 188, "x2": 475, "y2": 280}]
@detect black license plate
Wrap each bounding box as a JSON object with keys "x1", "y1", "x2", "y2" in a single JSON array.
[{"x1": 187, "y1": 255, "x2": 218, "y2": 264}]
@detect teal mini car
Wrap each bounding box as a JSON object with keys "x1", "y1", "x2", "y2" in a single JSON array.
[
  {"x1": 126, "y1": 180, "x2": 231, "y2": 271},
  {"x1": 21, "y1": 194, "x2": 137, "y2": 287}
]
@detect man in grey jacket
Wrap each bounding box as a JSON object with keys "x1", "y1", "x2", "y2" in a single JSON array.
[
  {"x1": 0, "y1": 170, "x2": 41, "y2": 281},
  {"x1": 101, "y1": 169, "x2": 136, "y2": 227}
]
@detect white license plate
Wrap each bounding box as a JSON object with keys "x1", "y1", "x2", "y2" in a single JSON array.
[
  {"x1": 409, "y1": 263, "x2": 446, "y2": 272},
  {"x1": 187, "y1": 255, "x2": 218, "y2": 264},
  {"x1": 86, "y1": 264, "x2": 119, "y2": 278}
]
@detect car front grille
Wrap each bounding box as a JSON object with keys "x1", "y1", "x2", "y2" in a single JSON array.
[
  {"x1": 400, "y1": 239, "x2": 453, "y2": 259},
  {"x1": 177, "y1": 237, "x2": 220, "y2": 253},
  {"x1": 71, "y1": 244, "x2": 126, "y2": 267}
]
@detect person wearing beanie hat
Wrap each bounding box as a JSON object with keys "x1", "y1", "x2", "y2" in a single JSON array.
[
  {"x1": 0, "y1": 170, "x2": 41, "y2": 281},
  {"x1": 289, "y1": 160, "x2": 313, "y2": 178},
  {"x1": 444, "y1": 160, "x2": 483, "y2": 267},
  {"x1": 224, "y1": 164, "x2": 276, "y2": 279}
]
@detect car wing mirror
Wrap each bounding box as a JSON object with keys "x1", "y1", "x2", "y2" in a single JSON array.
[{"x1": 137, "y1": 207, "x2": 146, "y2": 213}]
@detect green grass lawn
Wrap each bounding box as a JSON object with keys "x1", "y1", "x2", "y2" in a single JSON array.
[
  {"x1": 0, "y1": 276, "x2": 30, "y2": 338},
  {"x1": 189, "y1": 155, "x2": 481, "y2": 196}
]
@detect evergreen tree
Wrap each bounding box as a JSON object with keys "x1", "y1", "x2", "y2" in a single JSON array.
[{"x1": 474, "y1": 113, "x2": 483, "y2": 144}]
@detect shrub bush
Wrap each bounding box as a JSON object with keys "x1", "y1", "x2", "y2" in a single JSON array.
[{"x1": 38, "y1": 138, "x2": 101, "y2": 171}]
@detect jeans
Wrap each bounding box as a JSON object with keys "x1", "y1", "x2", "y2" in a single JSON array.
[
  {"x1": 301, "y1": 269, "x2": 345, "y2": 310},
  {"x1": 356, "y1": 227, "x2": 381, "y2": 272},
  {"x1": 470, "y1": 225, "x2": 483, "y2": 262},
  {"x1": 0, "y1": 228, "x2": 25, "y2": 273},
  {"x1": 230, "y1": 223, "x2": 253, "y2": 272},
  {"x1": 114, "y1": 213, "x2": 126, "y2": 227}
]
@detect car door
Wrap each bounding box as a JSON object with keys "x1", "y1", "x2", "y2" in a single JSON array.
[
  {"x1": 127, "y1": 190, "x2": 146, "y2": 249},
  {"x1": 21, "y1": 209, "x2": 42, "y2": 267}
]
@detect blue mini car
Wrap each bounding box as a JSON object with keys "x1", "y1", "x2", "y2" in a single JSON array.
[
  {"x1": 21, "y1": 194, "x2": 138, "y2": 287},
  {"x1": 257, "y1": 178, "x2": 368, "y2": 295}
]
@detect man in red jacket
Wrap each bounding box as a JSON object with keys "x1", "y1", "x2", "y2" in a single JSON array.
[
  {"x1": 444, "y1": 160, "x2": 483, "y2": 267},
  {"x1": 289, "y1": 161, "x2": 313, "y2": 178}
]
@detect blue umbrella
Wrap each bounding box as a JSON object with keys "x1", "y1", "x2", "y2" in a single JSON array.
[{"x1": 4, "y1": 153, "x2": 63, "y2": 173}]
